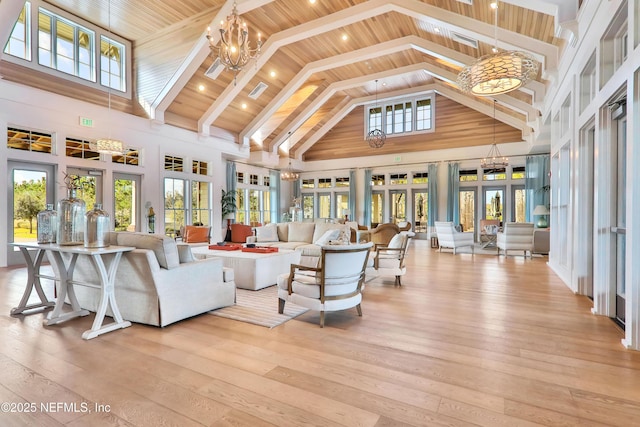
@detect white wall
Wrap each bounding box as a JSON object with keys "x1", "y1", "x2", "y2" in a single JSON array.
[{"x1": 0, "y1": 79, "x2": 247, "y2": 266}]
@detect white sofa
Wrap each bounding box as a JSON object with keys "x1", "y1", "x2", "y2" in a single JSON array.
[
  {"x1": 497, "y1": 222, "x2": 535, "y2": 257},
  {"x1": 246, "y1": 222, "x2": 352, "y2": 267},
  {"x1": 434, "y1": 221, "x2": 475, "y2": 254},
  {"x1": 68, "y1": 232, "x2": 236, "y2": 327}
]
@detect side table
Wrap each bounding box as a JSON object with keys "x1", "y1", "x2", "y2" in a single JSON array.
[{"x1": 10, "y1": 243, "x2": 135, "y2": 340}]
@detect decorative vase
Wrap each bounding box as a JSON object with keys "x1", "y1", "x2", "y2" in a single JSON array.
[
  {"x1": 57, "y1": 189, "x2": 86, "y2": 246},
  {"x1": 85, "y1": 203, "x2": 110, "y2": 248},
  {"x1": 37, "y1": 204, "x2": 58, "y2": 244}
]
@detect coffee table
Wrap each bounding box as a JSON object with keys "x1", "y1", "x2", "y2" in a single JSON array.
[{"x1": 191, "y1": 247, "x2": 301, "y2": 290}]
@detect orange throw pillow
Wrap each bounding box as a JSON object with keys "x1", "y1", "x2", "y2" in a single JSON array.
[
  {"x1": 183, "y1": 226, "x2": 210, "y2": 243},
  {"x1": 230, "y1": 224, "x2": 254, "y2": 243}
]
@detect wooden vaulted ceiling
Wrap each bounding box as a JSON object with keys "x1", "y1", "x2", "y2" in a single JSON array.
[{"x1": 20, "y1": 0, "x2": 574, "y2": 162}]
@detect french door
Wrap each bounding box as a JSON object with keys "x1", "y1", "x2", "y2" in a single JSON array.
[
  {"x1": 389, "y1": 190, "x2": 406, "y2": 223},
  {"x1": 613, "y1": 105, "x2": 627, "y2": 326},
  {"x1": 113, "y1": 173, "x2": 141, "y2": 232},
  {"x1": 459, "y1": 188, "x2": 476, "y2": 236},
  {"x1": 8, "y1": 161, "x2": 56, "y2": 265}
]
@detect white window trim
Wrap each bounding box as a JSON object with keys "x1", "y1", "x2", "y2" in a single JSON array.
[
  {"x1": 3, "y1": 0, "x2": 132, "y2": 99},
  {"x1": 364, "y1": 92, "x2": 435, "y2": 139}
]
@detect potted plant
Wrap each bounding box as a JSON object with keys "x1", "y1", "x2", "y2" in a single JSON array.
[{"x1": 221, "y1": 189, "x2": 237, "y2": 241}]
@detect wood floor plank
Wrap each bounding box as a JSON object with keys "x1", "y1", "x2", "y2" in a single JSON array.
[{"x1": 2, "y1": 239, "x2": 640, "y2": 426}]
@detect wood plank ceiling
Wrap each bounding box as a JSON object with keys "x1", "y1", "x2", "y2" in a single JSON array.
[{"x1": 31, "y1": 0, "x2": 566, "y2": 162}]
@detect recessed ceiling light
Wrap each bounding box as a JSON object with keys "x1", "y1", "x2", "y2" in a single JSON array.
[
  {"x1": 434, "y1": 27, "x2": 440, "y2": 33},
  {"x1": 198, "y1": 84, "x2": 205, "y2": 92},
  {"x1": 490, "y1": 2, "x2": 498, "y2": 9},
  {"x1": 241, "y1": 103, "x2": 247, "y2": 109},
  {"x1": 270, "y1": 70, "x2": 276, "y2": 78},
  {"x1": 309, "y1": 0, "x2": 316, "y2": 3},
  {"x1": 342, "y1": 34, "x2": 348, "y2": 41}
]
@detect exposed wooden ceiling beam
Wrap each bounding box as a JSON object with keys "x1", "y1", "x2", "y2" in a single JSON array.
[
  {"x1": 197, "y1": 0, "x2": 556, "y2": 136},
  {"x1": 150, "y1": 0, "x2": 275, "y2": 122},
  {"x1": 239, "y1": 36, "x2": 476, "y2": 147}
]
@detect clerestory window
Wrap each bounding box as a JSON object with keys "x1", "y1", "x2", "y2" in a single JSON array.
[
  {"x1": 365, "y1": 93, "x2": 434, "y2": 137},
  {"x1": 4, "y1": 1, "x2": 129, "y2": 94}
]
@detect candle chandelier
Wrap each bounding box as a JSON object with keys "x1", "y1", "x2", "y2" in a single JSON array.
[
  {"x1": 457, "y1": 1, "x2": 538, "y2": 96},
  {"x1": 367, "y1": 79, "x2": 386, "y2": 148},
  {"x1": 481, "y1": 100, "x2": 509, "y2": 169},
  {"x1": 206, "y1": 2, "x2": 262, "y2": 84}
]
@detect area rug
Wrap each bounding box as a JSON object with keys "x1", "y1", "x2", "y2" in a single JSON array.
[{"x1": 209, "y1": 285, "x2": 308, "y2": 328}]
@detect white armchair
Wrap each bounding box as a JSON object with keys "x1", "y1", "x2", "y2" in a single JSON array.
[
  {"x1": 434, "y1": 221, "x2": 475, "y2": 254},
  {"x1": 366, "y1": 232, "x2": 412, "y2": 286},
  {"x1": 276, "y1": 242, "x2": 373, "y2": 327},
  {"x1": 497, "y1": 222, "x2": 535, "y2": 257}
]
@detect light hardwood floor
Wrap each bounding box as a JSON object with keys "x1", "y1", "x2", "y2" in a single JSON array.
[{"x1": 1, "y1": 240, "x2": 640, "y2": 426}]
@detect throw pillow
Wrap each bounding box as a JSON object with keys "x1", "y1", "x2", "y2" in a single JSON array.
[
  {"x1": 314, "y1": 229, "x2": 340, "y2": 246},
  {"x1": 183, "y1": 225, "x2": 210, "y2": 243},
  {"x1": 388, "y1": 233, "x2": 404, "y2": 249},
  {"x1": 256, "y1": 223, "x2": 278, "y2": 242},
  {"x1": 230, "y1": 223, "x2": 254, "y2": 243}
]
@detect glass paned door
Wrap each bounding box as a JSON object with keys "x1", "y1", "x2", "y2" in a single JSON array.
[
  {"x1": 413, "y1": 190, "x2": 427, "y2": 233},
  {"x1": 66, "y1": 167, "x2": 102, "y2": 209},
  {"x1": 459, "y1": 188, "x2": 476, "y2": 234},
  {"x1": 8, "y1": 162, "x2": 56, "y2": 265},
  {"x1": 371, "y1": 191, "x2": 384, "y2": 227},
  {"x1": 614, "y1": 113, "x2": 627, "y2": 325},
  {"x1": 390, "y1": 190, "x2": 406, "y2": 223},
  {"x1": 318, "y1": 194, "x2": 331, "y2": 219},
  {"x1": 302, "y1": 194, "x2": 314, "y2": 220},
  {"x1": 335, "y1": 193, "x2": 349, "y2": 220},
  {"x1": 113, "y1": 173, "x2": 140, "y2": 231},
  {"x1": 483, "y1": 187, "x2": 505, "y2": 223},
  {"x1": 164, "y1": 178, "x2": 185, "y2": 237},
  {"x1": 512, "y1": 185, "x2": 526, "y2": 222}
]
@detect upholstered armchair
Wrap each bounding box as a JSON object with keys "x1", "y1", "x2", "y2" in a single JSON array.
[
  {"x1": 276, "y1": 242, "x2": 373, "y2": 327},
  {"x1": 369, "y1": 223, "x2": 401, "y2": 247},
  {"x1": 367, "y1": 232, "x2": 412, "y2": 286},
  {"x1": 497, "y1": 222, "x2": 535, "y2": 257},
  {"x1": 434, "y1": 221, "x2": 475, "y2": 254}
]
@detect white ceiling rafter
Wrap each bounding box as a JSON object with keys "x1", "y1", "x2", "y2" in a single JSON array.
[
  {"x1": 197, "y1": 0, "x2": 557, "y2": 136},
  {"x1": 240, "y1": 36, "x2": 474, "y2": 147},
  {"x1": 251, "y1": 41, "x2": 541, "y2": 151},
  {"x1": 294, "y1": 81, "x2": 532, "y2": 160},
  {"x1": 150, "y1": 0, "x2": 274, "y2": 123},
  {"x1": 272, "y1": 66, "x2": 437, "y2": 154}
]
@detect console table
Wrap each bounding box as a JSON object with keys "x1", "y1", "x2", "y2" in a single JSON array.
[{"x1": 10, "y1": 242, "x2": 135, "y2": 340}]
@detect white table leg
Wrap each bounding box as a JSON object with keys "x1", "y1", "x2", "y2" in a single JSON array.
[
  {"x1": 10, "y1": 247, "x2": 55, "y2": 315},
  {"x1": 81, "y1": 252, "x2": 131, "y2": 340},
  {"x1": 43, "y1": 251, "x2": 90, "y2": 326}
]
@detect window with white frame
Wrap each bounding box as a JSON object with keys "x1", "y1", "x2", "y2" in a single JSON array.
[
  {"x1": 112, "y1": 148, "x2": 140, "y2": 166},
  {"x1": 65, "y1": 137, "x2": 99, "y2": 160},
  {"x1": 4, "y1": 2, "x2": 31, "y2": 60},
  {"x1": 7, "y1": 127, "x2": 53, "y2": 153},
  {"x1": 366, "y1": 94, "x2": 434, "y2": 137},
  {"x1": 4, "y1": 1, "x2": 129, "y2": 93},
  {"x1": 236, "y1": 172, "x2": 271, "y2": 225}
]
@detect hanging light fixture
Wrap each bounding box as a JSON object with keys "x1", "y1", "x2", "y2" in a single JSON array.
[
  {"x1": 90, "y1": 0, "x2": 124, "y2": 156},
  {"x1": 481, "y1": 100, "x2": 508, "y2": 169},
  {"x1": 457, "y1": 1, "x2": 538, "y2": 96},
  {"x1": 206, "y1": 2, "x2": 262, "y2": 84},
  {"x1": 280, "y1": 132, "x2": 299, "y2": 181},
  {"x1": 367, "y1": 79, "x2": 386, "y2": 148}
]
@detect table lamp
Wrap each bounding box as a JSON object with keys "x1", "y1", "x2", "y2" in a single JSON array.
[{"x1": 532, "y1": 205, "x2": 550, "y2": 228}]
